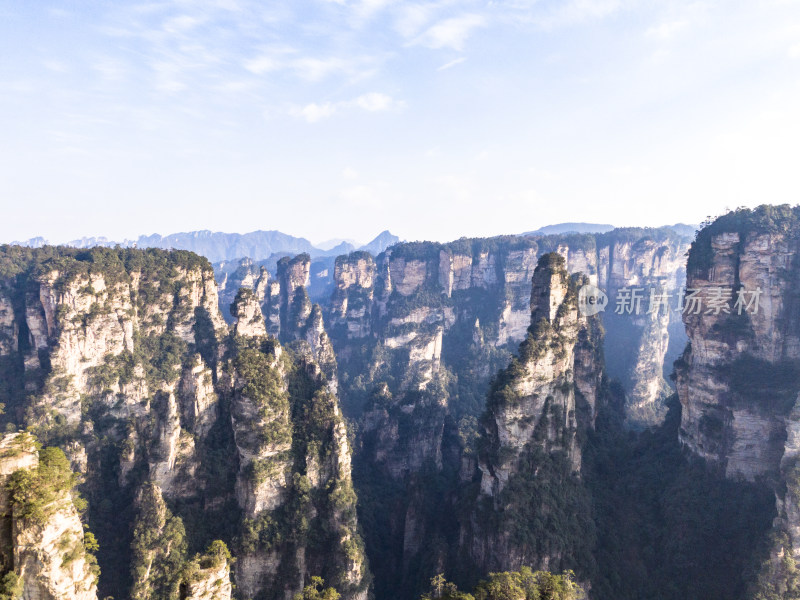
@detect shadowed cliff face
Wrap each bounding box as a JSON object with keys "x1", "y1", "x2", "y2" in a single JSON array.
[
  {"x1": 596, "y1": 231, "x2": 689, "y2": 428},
  {"x1": 327, "y1": 230, "x2": 689, "y2": 428},
  {"x1": 461, "y1": 253, "x2": 602, "y2": 579},
  {"x1": 675, "y1": 206, "x2": 800, "y2": 597},
  {"x1": 0, "y1": 246, "x2": 368, "y2": 600},
  {"x1": 227, "y1": 290, "x2": 369, "y2": 600},
  {"x1": 316, "y1": 230, "x2": 688, "y2": 599}
]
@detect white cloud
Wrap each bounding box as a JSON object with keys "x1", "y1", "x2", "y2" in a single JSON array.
[
  {"x1": 343, "y1": 167, "x2": 359, "y2": 179},
  {"x1": 162, "y1": 14, "x2": 206, "y2": 33},
  {"x1": 290, "y1": 92, "x2": 402, "y2": 122},
  {"x1": 92, "y1": 59, "x2": 127, "y2": 81},
  {"x1": 532, "y1": 0, "x2": 625, "y2": 29},
  {"x1": 244, "y1": 55, "x2": 282, "y2": 74},
  {"x1": 290, "y1": 102, "x2": 338, "y2": 123},
  {"x1": 354, "y1": 0, "x2": 396, "y2": 21},
  {"x1": 394, "y1": 3, "x2": 438, "y2": 38},
  {"x1": 215, "y1": 79, "x2": 257, "y2": 93},
  {"x1": 437, "y1": 56, "x2": 466, "y2": 71},
  {"x1": 355, "y1": 92, "x2": 395, "y2": 111},
  {"x1": 292, "y1": 57, "x2": 352, "y2": 81},
  {"x1": 415, "y1": 14, "x2": 486, "y2": 51}
]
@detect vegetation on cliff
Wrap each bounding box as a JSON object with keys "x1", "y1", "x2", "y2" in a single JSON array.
[
  {"x1": 585, "y1": 394, "x2": 775, "y2": 600},
  {"x1": 418, "y1": 568, "x2": 584, "y2": 600},
  {"x1": 687, "y1": 204, "x2": 800, "y2": 276},
  {"x1": 1, "y1": 435, "x2": 101, "y2": 595}
]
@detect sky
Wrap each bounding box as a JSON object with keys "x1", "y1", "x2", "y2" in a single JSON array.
[{"x1": 1, "y1": 0, "x2": 800, "y2": 245}]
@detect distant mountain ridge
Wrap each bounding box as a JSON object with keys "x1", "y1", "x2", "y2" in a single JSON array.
[
  {"x1": 10, "y1": 229, "x2": 401, "y2": 263},
  {"x1": 524, "y1": 222, "x2": 615, "y2": 236},
  {"x1": 523, "y1": 222, "x2": 699, "y2": 237}
]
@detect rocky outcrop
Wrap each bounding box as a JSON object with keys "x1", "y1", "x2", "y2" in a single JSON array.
[
  {"x1": 676, "y1": 207, "x2": 800, "y2": 480},
  {"x1": 241, "y1": 253, "x2": 341, "y2": 386},
  {"x1": 327, "y1": 232, "x2": 685, "y2": 599},
  {"x1": 482, "y1": 254, "x2": 601, "y2": 487},
  {"x1": 182, "y1": 553, "x2": 232, "y2": 600},
  {"x1": 277, "y1": 253, "x2": 312, "y2": 337},
  {"x1": 0, "y1": 432, "x2": 99, "y2": 600},
  {"x1": 227, "y1": 329, "x2": 369, "y2": 600},
  {"x1": 231, "y1": 287, "x2": 267, "y2": 338},
  {"x1": 129, "y1": 482, "x2": 188, "y2": 600},
  {"x1": 0, "y1": 250, "x2": 230, "y2": 529},
  {"x1": 330, "y1": 252, "x2": 375, "y2": 341},
  {"x1": 0, "y1": 246, "x2": 367, "y2": 600},
  {"x1": 461, "y1": 253, "x2": 601, "y2": 575},
  {"x1": 330, "y1": 231, "x2": 689, "y2": 427},
  {"x1": 674, "y1": 206, "x2": 800, "y2": 597},
  {"x1": 0, "y1": 247, "x2": 232, "y2": 599},
  {"x1": 216, "y1": 258, "x2": 269, "y2": 323}
]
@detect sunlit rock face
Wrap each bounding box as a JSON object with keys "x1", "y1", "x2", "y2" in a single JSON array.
[
  {"x1": 0, "y1": 433, "x2": 99, "y2": 600},
  {"x1": 676, "y1": 209, "x2": 800, "y2": 480},
  {"x1": 0, "y1": 246, "x2": 367, "y2": 600},
  {"x1": 673, "y1": 206, "x2": 800, "y2": 596}
]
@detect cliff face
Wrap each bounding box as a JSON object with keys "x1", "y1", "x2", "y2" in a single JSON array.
[
  {"x1": 228, "y1": 291, "x2": 368, "y2": 600},
  {"x1": 0, "y1": 249, "x2": 227, "y2": 509},
  {"x1": 480, "y1": 254, "x2": 601, "y2": 490},
  {"x1": 462, "y1": 253, "x2": 601, "y2": 577},
  {"x1": 330, "y1": 231, "x2": 688, "y2": 428},
  {"x1": 324, "y1": 231, "x2": 686, "y2": 598},
  {"x1": 0, "y1": 247, "x2": 232, "y2": 598},
  {"x1": 596, "y1": 232, "x2": 689, "y2": 427},
  {"x1": 0, "y1": 246, "x2": 368, "y2": 600},
  {"x1": 182, "y1": 553, "x2": 232, "y2": 600},
  {"x1": 0, "y1": 432, "x2": 99, "y2": 600},
  {"x1": 676, "y1": 208, "x2": 800, "y2": 480},
  {"x1": 674, "y1": 206, "x2": 800, "y2": 597},
  {"x1": 217, "y1": 258, "x2": 269, "y2": 323},
  {"x1": 227, "y1": 253, "x2": 342, "y2": 387}
]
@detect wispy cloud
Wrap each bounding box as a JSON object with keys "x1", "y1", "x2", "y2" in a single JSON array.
[
  {"x1": 394, "y1": 3, "x2": 439, "y2": 38},
  {"x1": 355, "y1": 92, "x2": 397, "y2": 111},
  {"x1": 414, "y1": 14, "x2": 486, "y2": 51},
  {"x1": 437, "y1": 56, "x2": 466, "y2": 71},
  {"x1": 243, "y1": 55, "x2": 283, "y2": 74},
  {"x1": 289, "y1": 92, "x2": 404, "y2": 122},
  {"x1": 289, "y1": 101, "x2": 337, "y2": 123},
  {"x1": 292, "y1": 57, "x2": 357, "y2": 81},
  {"x1": 536, "y1": 0, "x2": 625, "y2": 28},
  {"x1": 499, "y1": 0, "x2": 628, "y2": 29}
]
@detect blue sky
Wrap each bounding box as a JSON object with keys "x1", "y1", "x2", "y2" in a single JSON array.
[{"x1": 2, "y1": 0, "x2": 800, "y2": 245}]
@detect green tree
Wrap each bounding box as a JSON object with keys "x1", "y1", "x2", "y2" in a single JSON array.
[{"x1": 293, "y1": 576, "x2": 340, "y2": 600}]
